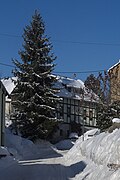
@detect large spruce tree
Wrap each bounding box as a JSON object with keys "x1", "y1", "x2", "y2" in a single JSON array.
[{"x1": 11, "y1": 11, "x2": 59, "y2": 140}]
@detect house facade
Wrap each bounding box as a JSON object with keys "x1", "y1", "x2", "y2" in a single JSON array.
[
  {"x1": 108, "y1": 61, "x2": 120, "y2": 103},
  {"x1": 0, "y1": 81, "x2": 8, "y2": 146},
  {"x1": 54, "y1": 76, "x2": 99, "y2": 140}
]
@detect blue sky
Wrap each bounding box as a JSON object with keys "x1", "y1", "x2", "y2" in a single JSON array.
[{"x1": 0, "y1": 0, "x2": 120, "y2": 80}]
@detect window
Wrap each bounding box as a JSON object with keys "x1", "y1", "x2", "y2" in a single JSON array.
[
  {"x1": 67, "y1": 106, "x2": 71, "y2": 117},
  {"x1": 89, "y1": 110, "x2": 93, "y2": 120},
  {"x1": 71, "y1": 99, "x2": 74, "y2": 105},
  {"x1": 64, "y1": 98, "x2": 67, "y2": 103},
  {"x1": 75, "y1": 106, "x2": 79, "y2": 115},
  {"x1": 59, "y1": 104, "x2": 63, "y2": 117},
  {"x1": 79, "y1": 107, "x2": 82, "y2": 115},
  {"x1": 75, "y1": 100, "x2": 78, "y2": 105},
  {"x1": 75, "y1": 115, "x2": 79, "y2": 123},
  {"x1": 71, "y1": 105, "x2": 74, "y2": 114},
  {"x1": 83, "y1": 109, "x2": 86, "y2": 120}
]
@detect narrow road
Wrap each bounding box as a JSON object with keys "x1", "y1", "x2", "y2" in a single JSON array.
[{"x1": 0, "y1": 156, "x2": 86, "y2": 180}]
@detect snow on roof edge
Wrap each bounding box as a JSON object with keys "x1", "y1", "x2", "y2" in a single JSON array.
[{"x1": 108, "y1": 60, "x2": 120, "y2": 72}]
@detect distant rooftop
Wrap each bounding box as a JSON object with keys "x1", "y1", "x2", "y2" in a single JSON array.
[
  {"x1": 1, "y1": 77, "x2": 17, "y2": 95},
  {"x1": 108, "y1": 60, "x2": 120, "y2": 72}
]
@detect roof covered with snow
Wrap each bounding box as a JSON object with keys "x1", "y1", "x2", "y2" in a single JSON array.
[
  {"x1": 1, "y1": 77, "x2": 17, "y2": 95},
  {"x1": 55, "y1": 76, "x2": 99, "y2": 102}
]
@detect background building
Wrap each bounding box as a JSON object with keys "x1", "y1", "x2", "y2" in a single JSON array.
[
  {"x1": 108, "y1": 60, "x2": 120, "y2": 103},
  {"x1": 0, "y1": 81, "x2": 8, "y2": 146},
  {"x1": 54, "y1": 76, "x2": 99, "y2": 140}
]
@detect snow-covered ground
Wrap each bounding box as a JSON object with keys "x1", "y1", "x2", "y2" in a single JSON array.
[{"x1": 0, "y1": 126, "x2": 120, "y2": 179}]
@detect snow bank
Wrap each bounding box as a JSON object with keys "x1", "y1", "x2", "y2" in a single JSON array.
[
  {"x1": 65, "y1": 129, "x2": 120, "y2": 180},
  {"x1": 69, "y1": 132, "x2": 78, "y2": 139},
  {"x1": 0, "y1": 146, "x2": 10, "y2": 156},
  {"x1": 112, "y1": 118, "x2": 120, "y2": 123},
  {"x1": 55, "y1": 139, "x2": 74, "y2": 150},
  {"x1": 65, "y1": 136, "x2": 83, "y2": 164},
  {"x1": 66, "y1": 129, "x2": 120, "y2": 165},
  {"x1": 5, "y1": 128, "x2": 61, "y2": 160},
  {"x1": 0, "y1": 146, "x2": 16, "y2": 171},
  {"x1": 84, "y1": 128, "x2": 100, "y2": 140},
  {"x1": 80, "y1": 129, "x2": 120, "y2": 165},
  {"x1": 5, "y1": 128, "x2": 40, "y2": 159},
  {"x1": 74, "y1": 161, "x2": 120, "y2": 180}
]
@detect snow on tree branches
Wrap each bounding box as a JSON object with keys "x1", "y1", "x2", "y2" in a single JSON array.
[{"x1": 11, "y1": 10, "x2": 60, "y2": 140}]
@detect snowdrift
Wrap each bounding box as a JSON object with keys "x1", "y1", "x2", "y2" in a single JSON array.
[
  {"x1": 65, "y1": 128, "x2": 120, "y2": 180},
  {"x1": 0, "y1": 146, "x2": 16, "y2": 171},
  {"x1": 55, "y1": 139, "x2": 74, "y2": 150},
  {"x1": 5, "y1": 128, "x2": 61, "y2": 160},
  {"x1": 5, "y1": 128, "x2": 37, "y2": 159}
]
